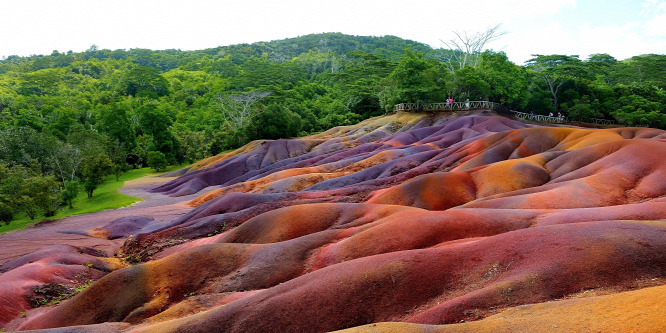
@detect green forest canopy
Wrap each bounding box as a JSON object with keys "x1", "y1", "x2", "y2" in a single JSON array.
[{"x1": 0, "y1": 32, "x2": 664, "y2": 223}]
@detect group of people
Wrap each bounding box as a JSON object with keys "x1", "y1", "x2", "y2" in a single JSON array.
[
  {"x1": 445, "y1": 97, "x2": 472, "y2": 109},
  {"x1": 548, "y1": 111, "x2": 566, "y2": 122},
  {"x1": 528, "y1": 111, "x2": 566, "y2": 122}
]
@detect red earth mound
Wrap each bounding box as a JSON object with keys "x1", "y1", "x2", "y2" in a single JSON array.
[
  {"x1": 1, "y1": 111, "x2": 665, "y2": 332},
  {"x1": 336, "y1": 282, "x2": 666, "y2": 332}
]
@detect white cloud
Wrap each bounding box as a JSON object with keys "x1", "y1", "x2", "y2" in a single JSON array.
[
  {"x1": 640, "y1": 0, "x2": 666, "y2": 15},
  {"x1": 502, "y1": 20, "x2": 577, "y2": 64},
  {"x1": 577, "y1": 23, "x2": 645, "y2": 59},
  {"x1": 639, "y1": 0, "x2": 666, "y2": 36},
  {"x1": 643, "y1": 13, "x2": 666, "y2": 36}
]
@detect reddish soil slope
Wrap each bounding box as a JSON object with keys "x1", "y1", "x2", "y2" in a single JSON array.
[{"x1": 1, "y1": 111, "x2": 665, "y2": 332}]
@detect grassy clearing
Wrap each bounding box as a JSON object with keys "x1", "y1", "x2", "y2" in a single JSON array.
[{"x1": 0, "y1": 165, "x2": 184, "y2": 235}]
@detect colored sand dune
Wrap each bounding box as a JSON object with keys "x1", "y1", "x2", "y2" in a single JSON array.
[{"x1": 1, "y1": 111, "x2": 665, "y2": 332}]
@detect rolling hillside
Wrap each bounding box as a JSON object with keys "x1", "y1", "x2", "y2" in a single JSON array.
[{"x1": 1, "y1": 110, "x2": 665, "y2": 332}]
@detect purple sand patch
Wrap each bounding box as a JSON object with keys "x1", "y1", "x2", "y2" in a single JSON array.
[
  {"x1": 101, "y1": 215, "x2": 155, "y2": 240},
  {"x1": 152, "y1": 115, "x2": 531, "y2": 197},
  {"x1": 304, "y1": 149, "x2": 440, "y2": 192},
  {"x1": 0, "y1": 244, "x2": 106, "y2": 273}
]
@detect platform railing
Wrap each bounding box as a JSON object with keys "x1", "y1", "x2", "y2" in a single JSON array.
[
  {"x1": 393, "y1": 101, "x2": 500, "y2": 112},
  {"x1": 510, "y1": 110, "x2": 565, "y2": 123},
  {"x1": 510, "y1": 111, "x2": 618, "y2": 125},
  {"x1": 393, "y1": 101, "x2": 620, "y2": 126}
]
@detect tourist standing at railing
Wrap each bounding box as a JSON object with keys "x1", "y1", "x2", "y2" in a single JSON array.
[{"x1": 465, "y1": 99, "x2": 470, "y2": 109}]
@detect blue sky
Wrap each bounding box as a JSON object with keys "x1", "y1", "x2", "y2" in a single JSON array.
[{"x1": 0, "y1": 0, "x2": 664, "y2": 64}]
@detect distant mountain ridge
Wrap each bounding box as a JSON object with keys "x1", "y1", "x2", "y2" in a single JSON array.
[{"x1": 0, "y1": 32, "x2": 438, "y2": 70}]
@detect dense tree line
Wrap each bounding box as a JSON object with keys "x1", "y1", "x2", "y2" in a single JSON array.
[{"x1": 0, "y1": 32, "x2": 664, "y2": 223}]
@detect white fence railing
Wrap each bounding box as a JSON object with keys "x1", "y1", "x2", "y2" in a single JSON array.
[
  {"x1": 393, "y1": 101, "x2": 500, "y2": 112},
  {"x1": 588, "y1": 117, "x2": 617, "y2": 125},
  {"x1": 393, "y1": 101, "x2": 619, "y2": 126},
  {"x1": 511, "y1": 111, "x2": 618, "y2": 125},
  {"x1": 510, "y1": 110, "x2": 565, "y2": 123}
]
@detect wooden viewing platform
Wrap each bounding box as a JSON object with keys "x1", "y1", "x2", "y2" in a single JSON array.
[
  {"x1": 511, "y1": 110, "x2": 617, "y2": 125},
  {"x1": 393, "y1": 101, "x2": 500, "y2": 112},
  {"x1": 510, "y1": 110, "x2": 565, "y2": 123},
  {"x1": 394, "y1": 101, "x2": 619, "y2": 126},
  {"x1": 585, "y1": 117, "x2": 617, "y2": 125}
]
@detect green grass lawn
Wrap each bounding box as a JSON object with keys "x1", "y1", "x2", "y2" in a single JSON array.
[{"x1": 0, "y1": 165, "x2": 184, "y2": 235}]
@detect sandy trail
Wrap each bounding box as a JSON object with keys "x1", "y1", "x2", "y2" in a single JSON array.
[{"x1": 0, "y1": 175, "x2": 209, "y2": 265}]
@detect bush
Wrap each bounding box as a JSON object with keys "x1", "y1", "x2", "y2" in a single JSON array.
[
  {"x1": 83, "y1": 180, "x2": 97, "y2": 199},
  {"x1": 567, "y1": 101, "x2": 602, "y2": 120},
  {"x1": 61, "y1": 181, "x2": 79, "y2": 209},
  {"x1": 0, "y1": 202, "x2": 13, "y2": 225},
  {"x1": 209, "y1": 129, "x2": 244, "y2": 155},
  {"x1": 247, "y1": 104, "x2": 303, "y2": 140},
  {"x1": 18, "y1": 175, "x2": 61, "y2": 218},
  {"x1": 147, "y1": 151, "x2": 168, "y2": 172},
  {"x1": 81, "y1": 153, "x2": 114, "y2": 198},
  {"x1": 34, "y1": 176, "x2": 61, "y2": 217}
]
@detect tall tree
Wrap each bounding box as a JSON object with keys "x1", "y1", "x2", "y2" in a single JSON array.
[
  {"x1": 23, "y1": 175, "x2": 61, "y2": 217},
  {"x1": 389, "y1": 48, "x2": 439, "y2": 103},
  {"x1": 0, "y1": 126, "x2": 57, "y2": 173},
  {"x1": 246, "y1": 104, "x2": 303, "y2": 140},
  {"x1": 526, "y1": 54, "x2": 585, "y2": 110},
  {"x1": 215, "y1": 91, "x2": 272, "y2": 133},
  {"x1": 478, "y1": 51, "x2": 529, "y2": 109},
  {"x1": 0, "y1": 164, "x2": 28, "y2": 220},
  {"x1": 122, "y1": 66, "x2": 170, "y2": 98},
  {"x1": 137, "y1": 102, "x2": 179, "y2": 161},
  {"x1": 97, "y1": 100, "x2": 136, "y2": 150},
  {"x1": 440, "y1": 24, "x2": 506, "y2": 71},
  {"x1": 177, "y1": 131, "x2": 209, "y2": 164},
  {"x1": 50, "y1": 143, "x2": 82, "y2": 187},
  {"x1": 586, "y1": 53, "x2": 618, "y2": 85},
  {"x1": 80, "y1": 153, "x2": 113, "y2": 198}
]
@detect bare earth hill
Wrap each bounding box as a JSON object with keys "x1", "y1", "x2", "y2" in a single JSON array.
[{"x1": 1, "y1": 110, "x2": 665, "y2": 332}]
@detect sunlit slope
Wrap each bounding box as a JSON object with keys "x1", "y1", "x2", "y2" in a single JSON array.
[
  {"x1": 151, "y1": 111, "x2": 525, "y2": 196},
  {"x1": 336, "y1": 283, "x2": 666, "y2": 332},
  {"x1": 4, "y1": 111, "x2": 666, "y2": 332}
]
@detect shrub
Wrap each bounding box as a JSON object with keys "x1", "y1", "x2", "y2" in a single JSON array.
[
  {"x1": 147, "y1": 151, "x2": 168, "y2": 172},
  {"x1": 61, "y1": 181, "x2": 79, "y2": 209},
  {"x1": 0, "y1": 202, "x2": 13, "y2": 225}
]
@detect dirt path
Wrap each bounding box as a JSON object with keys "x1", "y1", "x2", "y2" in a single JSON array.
[{"x1": 0, "y1": 175, "x2": 213, "y2": 265}]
